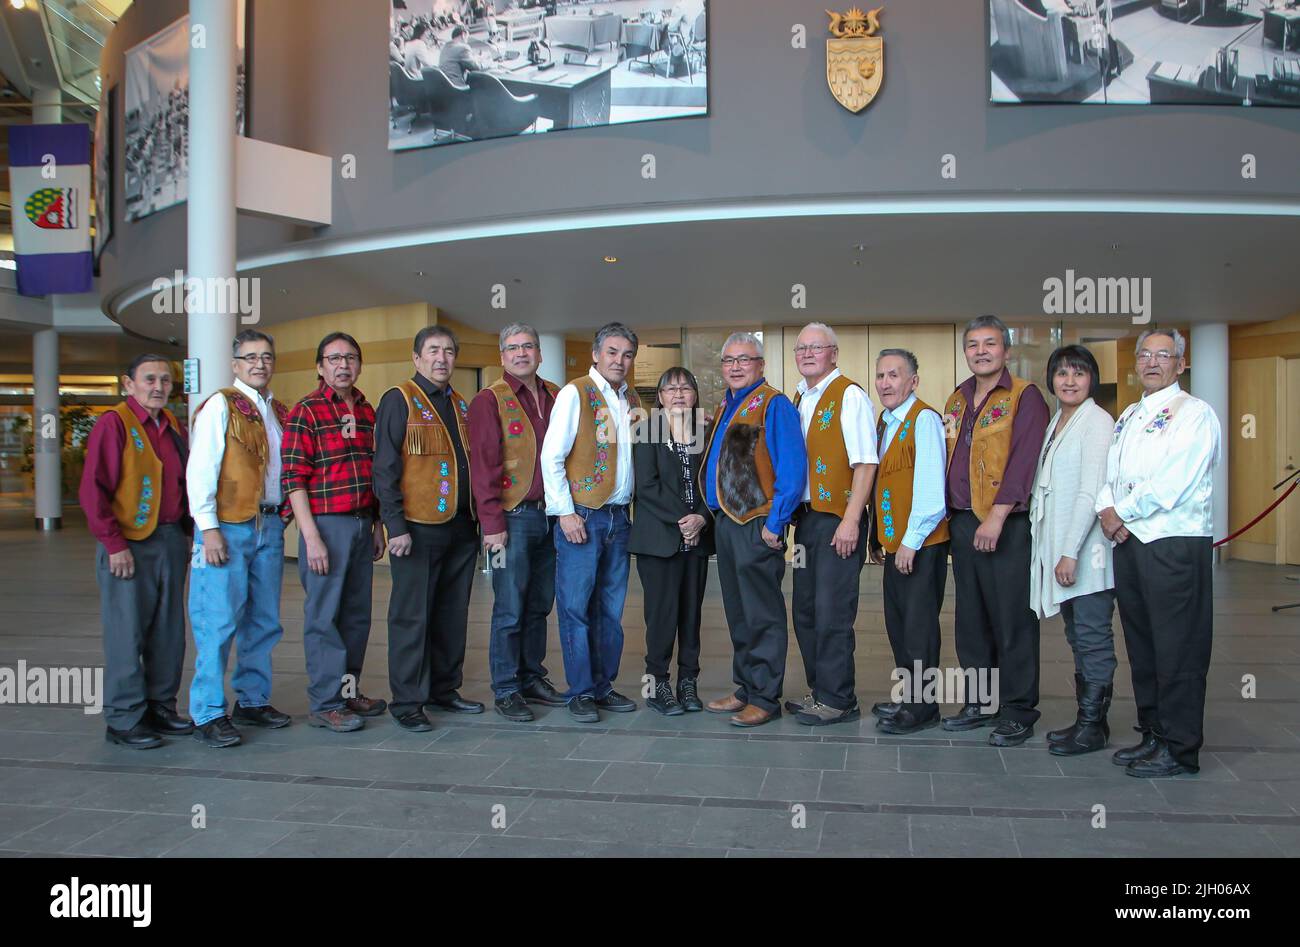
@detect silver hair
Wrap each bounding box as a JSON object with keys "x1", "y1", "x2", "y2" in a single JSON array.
[
  {"x1": 962, "y1": 314, "x2": 1011, "y2": 349},
  {"x1": 498, "y1": 322, "x2": 539, "y2": 351},
  {"x1": 721, "y1": 331, "x2": 763, "y2": 356},
  {"x1": 1135, "y1": 328, "x2": 1186, "y2": 359},
  {"x1": 797, "y1": 322, "x2": 839, "y2": 347},
  {"x1": 593, "y1": 321, "x2": 639, "y2": 354},
  {"x1": 877, "y1": 348, "x2": 918, "y2": 375}
]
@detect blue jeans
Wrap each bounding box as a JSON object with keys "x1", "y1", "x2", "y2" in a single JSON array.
[
  {"x1": 489, "y1": 505, "x2": 555, "y2": 700},
  {"x1": 553, "y1": 503, "x2": 630, "y2": 700},
  {"x1": 188, "y1": 516, "x2": 285, "y2": 726}
]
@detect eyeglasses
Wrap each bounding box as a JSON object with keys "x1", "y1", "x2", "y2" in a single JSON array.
[
  {"x1": 503, "y1": 342, "x2": 538, "y2": 354},
  {"x1": 1136, "y1": 350, "x2": 1175, "y2": 364},
  {"x1": 661, "y1": 385, "x2": 694, "y2": 394},
  {"x1": 323, "y1": 353, "x2": 360, "y2": 366},
  {"x1": 236, "y1": 353, "x2": 275, "y2": 366},
  {"x1": 793, "y1": 343, "x2": 836, "y2": 356},
  {"x1": 720, "y1": 355, "x2": 762, "y2": 367}
]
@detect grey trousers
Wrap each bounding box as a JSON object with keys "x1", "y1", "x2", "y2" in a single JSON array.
[
  {"x1": 299, "y1": 512, "x2": 376, "y2": 714},
  {"x1": 95, "y1": 524, "x2": 189, "y2": 730},
  {"x1": 1059, "y1": 589, "x2": 1117, "y2": 686}
]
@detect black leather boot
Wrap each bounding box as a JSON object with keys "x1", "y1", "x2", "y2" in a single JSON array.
[
  {"x1": 1049, "y1": 682, "x2": 1110, "y2": 756},
  {"x1": 1112, "y1": 725, "x2": 1160, "y2": 766},
  {"x1": 1046, "y1": 673, "x2": 1084, "y2": 743}
]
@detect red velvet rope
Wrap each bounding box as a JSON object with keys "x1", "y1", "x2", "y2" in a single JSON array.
[{"x1": 1213, "y1": 477, "x2": 1300, "y2": 548}]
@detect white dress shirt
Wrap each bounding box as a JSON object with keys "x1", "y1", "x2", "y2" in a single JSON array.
[
  {"x1": 187, "y1": 378, "x2": 283, "y2": 532},
  {"x1": 541, "y1": 367, "x2": 635, "y2": 516},
  {"x1": 878, "y1": 392, "x2": 948, "y2": 551},
  {"x1": 1095, "y1": 381, "x2": 1221, "y2": 543},
  {"x1": 795, "y1": 368, "x2": 879, "y2": 503}
]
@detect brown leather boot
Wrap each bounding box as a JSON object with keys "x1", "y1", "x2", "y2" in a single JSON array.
[
  {"x1": 731, "y1": 704, "x2": 778, "y2": 728},
  {"x1": 706, "y1": 694, "x2": 745, "y2": 714}
]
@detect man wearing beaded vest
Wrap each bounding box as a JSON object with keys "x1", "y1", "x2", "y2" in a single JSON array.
[
  {"x1": 468, "y1": 322, "x2": 567, "y2": 722},
  {"x1": 539, "y1": 322, "x2": 641, "y2": 723},
  {"x1": 869, "y1": 349, "x2": 951, "y2": 735},
  {"x1": 80, "y1": 354, "x2": 191, "y2": 749},
  {"x1": 942, "y1": 315, "x2": 1049, "y2": 748},
  {"x1": 187, "y1": 330, "x2": 293, "y2": 748},
  {"x1": 787, "y1": 323, "x2": 879, "y2": 727},
  {"x1": 700, "y1": 331, "x2": 807, "y2": 729},
  {"x1": 375, "y1": 325, "x2": 483, "y2": 732}
]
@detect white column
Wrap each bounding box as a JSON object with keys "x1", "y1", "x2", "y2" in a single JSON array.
[
  {"x1": 31, "y1": 86, "x2": 62, "y2": 124},
  {"x1": 539, "y1": 332, "x2": 567, "y2": 385},
  {"x1": 1190, "y1": 322, "x2": 1229, "y2": 562},
  {"x1": 30, "y1": 86, "x2": 63, "y2": 529},
  {"x1": 33, "y1": 329, "x2": 62, "y2": 530},
  {"x1": 186, "y1": 0, "x2": 239, "y2": 416}
]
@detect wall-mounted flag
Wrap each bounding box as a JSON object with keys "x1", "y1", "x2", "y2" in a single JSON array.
[{"x1": 8, "y1": 123, "x2": 94, "y2": 296}]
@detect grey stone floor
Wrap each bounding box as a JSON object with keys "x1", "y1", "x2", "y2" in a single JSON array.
[{"x1": 0, "y1": 511, "x2": 1297, "y2": 858}]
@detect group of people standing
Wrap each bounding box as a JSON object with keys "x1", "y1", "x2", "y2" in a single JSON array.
[{"x1": 80, "y1": 315, "x2": 1220, "y2": 779}]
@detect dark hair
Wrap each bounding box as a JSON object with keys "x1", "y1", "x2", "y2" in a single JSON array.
[
  {"x1": 592, "y1": 321, "x2": 638, "y2": 355},
  {"x1": 412, "y1": 20, "x2": 430, "y2": 40},
  {"x1": 126, "y1": 354, "x2": 174, "y2": 380},
  {"x1": 451, "y1": 25, "x2": 467, "y2": 39},
  {"x1": 963, "y1": 314, "x2": 1010, "y2": 349},
  {"x1": 316, "y1": 331, "x2": 362, "y2": 364},
  {"x1": 654, "y1": 366, "x2": 698, "y2": 410},
  {"x1": 232, "y1": 329, "x2": 275, "y2": 356},
  {"x1": 1045, "y1": 344, "x2": 1100, "y2": 397},
  {"x1": 413, "y1": 324, "x2": 459, "y2": 355}
]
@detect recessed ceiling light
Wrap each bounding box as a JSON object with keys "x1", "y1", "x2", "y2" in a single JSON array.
[
  {"x1": 603, "y1": 256, "x2": 618, "y2": 264},
  {"x1": 279, "y1": 288, "x2": 288, "y2": 295},
  {"x1": 415, "y1": 270, "x2": 426, "y2": 277}
]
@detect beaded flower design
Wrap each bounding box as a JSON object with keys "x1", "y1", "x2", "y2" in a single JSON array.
[
  {"x1": 133, "y1": 475, "x2": 155, "y2": 528},
  {"x1": 817, "y1": 401, "x2": 836, "y2": 431},
  {"x1": 571, "y1": 386, "x2": 611, "y2": 493},
  {"x1": 1144, "y1": 407, "x2": 1173, "y2": 434},
  {"x1": 738, "y1": 393, "x2": 765, "y2": 418},
  {"x1": 881, "y1": 488, "x2": 894, "y2": 540},
  {"x1": 978, "y1": 397, "x2": 1011, "y2": 428},
  {"x1": 412, "y1": 395, "x2": 435, "y2": 422},
  {"x1": 815, "y1": 456, "x2": 828, "y2": 474},
  {"x1": 129, "y1": 427, "x2": 145, "y2": 453}
]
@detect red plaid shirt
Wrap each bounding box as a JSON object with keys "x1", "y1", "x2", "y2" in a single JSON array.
[{"x1": 280, "y1": 381, "x2": 379, "y2": 519}]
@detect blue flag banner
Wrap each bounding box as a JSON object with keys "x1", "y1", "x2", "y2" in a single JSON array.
[{"x1": 8, "y1": 123, "x2": 94, "y2": 297}]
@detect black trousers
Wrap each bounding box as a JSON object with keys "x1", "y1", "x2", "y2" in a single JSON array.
[
  {"x1": 883, "y1": 541, "x2": 948, "y2": 720},
  {"x1": 1113, "y1": 534, "x2": 1213, "y2": 768},
  {"x1": 387, "y1": 517, "x2": 478, "y2": 718},
  {"x1": 636, "y1": 551, "x2": 708, "y2": 682},
  {"x1": 791, "y1": 509, "x2": 866, "y2": 710},
  {"x1": 949, "y1": 510, "x2": 1040, "y2": 726},
  {"x1": 714, "y1": 515, "x2": 787, "y2": 714}
]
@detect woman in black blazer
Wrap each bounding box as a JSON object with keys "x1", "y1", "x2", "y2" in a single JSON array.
[{"x1": 629, "y1": 367, "x2": 713, "y2": 715}]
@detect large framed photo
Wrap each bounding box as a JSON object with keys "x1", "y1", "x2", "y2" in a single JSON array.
[
  {"x1": 989, "y1": 0, "x2": 1300, "y2": 106},
  {"x1": 388, "y1": 0, "x2": 709, "y2": 151},
  {"x1": 123, "y1": 0, "x2": 248, "y2": 222},
  {"x1": 94, "y1": 84, "x2": 115, "y2": 264}
]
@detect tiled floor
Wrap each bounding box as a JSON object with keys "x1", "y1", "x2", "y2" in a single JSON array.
[{"x1": 0, "y1": 510, "x2": 1297, "y2": 857}]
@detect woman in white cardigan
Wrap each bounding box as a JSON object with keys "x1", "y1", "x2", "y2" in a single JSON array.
[{"x1": 1030, "y1": 345, "x2": 1116, "y2": 756}]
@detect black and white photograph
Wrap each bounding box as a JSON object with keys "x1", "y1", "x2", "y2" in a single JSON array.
[
  {"x1": 93, "y1": 85, "x2": 114, "y2": 263},
  {"x1": 990, "y1": 0, "x2": 1300, "y2": 105},
  {"x1": 123, "y1": 0, "x2": 247, "y2": 222},
  {"x1": 389, "y1": 0, "x2": 708, "y2": 151}
]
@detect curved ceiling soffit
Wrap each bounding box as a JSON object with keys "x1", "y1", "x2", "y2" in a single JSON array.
[{"x1": 103, "y1": 190, "x2": 1300, "y2": 327}]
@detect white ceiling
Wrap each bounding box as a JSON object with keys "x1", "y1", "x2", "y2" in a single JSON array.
[{"x1": 111, "y1": 208, "x2": 1300, "y2": 342}]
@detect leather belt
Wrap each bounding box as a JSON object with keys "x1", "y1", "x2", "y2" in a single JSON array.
[
  {"x1": 258, "y1": 503, "x2": 280, "y2": 516},
  {"x1": 509, "y1": 499, "x2": 547, "y2": 512}
]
